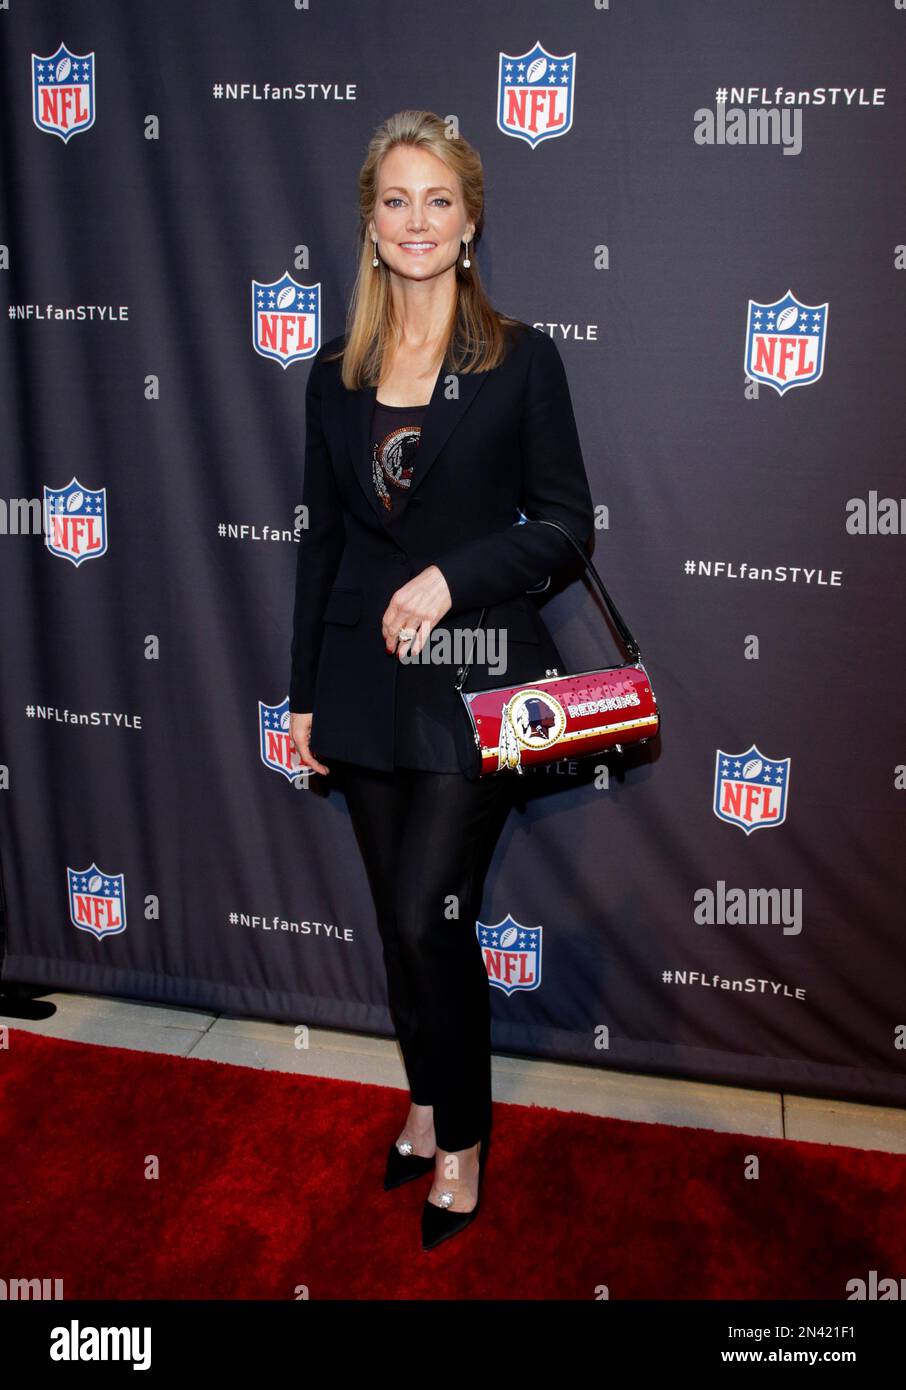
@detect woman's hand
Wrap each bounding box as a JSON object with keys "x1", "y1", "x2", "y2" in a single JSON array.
[
  {"x1": 382, "y1": 564, "x2": 452, "y2": 659},
  {"x1": 289, "y1": 711, "x2": 330, "y2": 776}
]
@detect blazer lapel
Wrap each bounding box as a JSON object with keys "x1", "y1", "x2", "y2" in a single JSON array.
[{"x1": 343, "y1": 347, "x2": 491, "y2": 529}]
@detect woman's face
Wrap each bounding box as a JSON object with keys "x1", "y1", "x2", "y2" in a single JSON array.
[{"x1": 369, "y1": 144, "x2": 475, "y2": 283}]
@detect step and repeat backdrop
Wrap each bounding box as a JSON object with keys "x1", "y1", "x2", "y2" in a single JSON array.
[{"x1": 1, "y1": 1, "x2": 904, "y2": 1105}]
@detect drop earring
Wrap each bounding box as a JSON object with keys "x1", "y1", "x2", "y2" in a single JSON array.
[
  {"x1": 372, "y1": 240, "x2": 379, "y2": 267},
  {"x1": 462, "y1": 239, "x2": 471, "y2": 268}
]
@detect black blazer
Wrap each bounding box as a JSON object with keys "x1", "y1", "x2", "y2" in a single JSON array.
[{"x1": 289, "y1": 320, "x2": 596, "y2": 778}]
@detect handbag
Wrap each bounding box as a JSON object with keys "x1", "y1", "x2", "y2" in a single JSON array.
[{"x1": 453, "y1": 518, "x2": 660, "y2": 775}]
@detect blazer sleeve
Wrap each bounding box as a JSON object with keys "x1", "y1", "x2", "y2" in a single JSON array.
[
  {"x1": 288, "y1": 353, "x2": 345, "y2": 713},
  {"x1": 431, "y1": 329, "x2": 595, "y2": 614}
]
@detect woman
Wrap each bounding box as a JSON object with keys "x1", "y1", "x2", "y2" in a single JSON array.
[{"x1": 289, "y1": 110, "x2": 595, "y2": 1251}]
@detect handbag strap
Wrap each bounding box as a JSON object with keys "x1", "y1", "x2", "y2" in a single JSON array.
[{"x1": 454, "y1": 517, "x2": 641, "y2": 694}]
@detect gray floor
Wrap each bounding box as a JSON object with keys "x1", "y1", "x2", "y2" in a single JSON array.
[{"x1": 6, "y1": 989, "x2": 906, "y2": 1154}]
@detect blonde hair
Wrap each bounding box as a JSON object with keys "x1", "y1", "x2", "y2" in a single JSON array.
[{"x1": 327, "y1": 110, "x2": 523, "y2": 390}]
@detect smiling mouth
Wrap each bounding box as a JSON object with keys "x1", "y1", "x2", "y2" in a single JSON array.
[{"x1": 399, "y1": 242, "x2": 437, "y2": 252}]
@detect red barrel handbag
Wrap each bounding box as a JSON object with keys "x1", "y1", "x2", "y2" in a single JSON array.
[{"x1": 454, "y1": 518, "x2": 660, "y2": 776}]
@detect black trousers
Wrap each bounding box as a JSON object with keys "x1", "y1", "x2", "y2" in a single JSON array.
[{"x1": 331, "y1": 758, "x2": 515, "y2": 1153}]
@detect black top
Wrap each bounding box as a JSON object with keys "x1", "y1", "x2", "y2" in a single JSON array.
[
  {"x1": 370, "y1": 396, "x2": 461, "y2": 773},
  {"x1": 371, "y1": 399, "x2": 428, "y2": 515}
]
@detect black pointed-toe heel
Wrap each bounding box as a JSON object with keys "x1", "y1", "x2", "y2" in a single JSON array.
[
  {"x1": 421, "y1": 1131, "x2": 491, "y2": 1251},
  {"x1": 383, "y1": 1137, "x2": 436, "y2": 1191}
]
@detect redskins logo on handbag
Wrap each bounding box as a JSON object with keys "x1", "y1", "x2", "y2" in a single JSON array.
[{"x1": 453, "y1": 518, "x2": 660, "y2": 776}]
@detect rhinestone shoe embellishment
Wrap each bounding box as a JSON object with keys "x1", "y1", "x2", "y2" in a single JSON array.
[
  {"x1": 396, "y1": 1140, "x2": 414, "y2": 1156},
  {"x1": 438, "y1": 1190, "x2": 455, "y2": 1208}
]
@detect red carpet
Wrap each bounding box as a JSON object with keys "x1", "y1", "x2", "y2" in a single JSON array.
[{"x1": 1, "y1": 1027, "x2": 904, "y2": 1299}]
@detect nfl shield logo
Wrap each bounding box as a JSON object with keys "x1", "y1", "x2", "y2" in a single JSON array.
[
  {"x1": 44, "y1": 476, "x2": 107, "y2": 565},
  {"x1": 497, "y1": 39, "x2": 576, "y2": 147},
  {"x1": 478, "y1": 913, "x2": 542, "y2": 995},
  {"x1": 260, "y1": 697, "x2": 305, "y2": 781},
  {"x1": 744, "y1": 288, "x2": 828, "y2": 395},
  {"x1": 252, "y1": 272, "x2": 320, "y2": 368},
  {"x1": 68, "y1": 862, "x2": 126, "y2": 940},
  {"x1": 32, "y1": 43, "x2": 95, "y2": 143},
  {"x1": 713, "y1": 744, "x2": 791, "y2": 834}
]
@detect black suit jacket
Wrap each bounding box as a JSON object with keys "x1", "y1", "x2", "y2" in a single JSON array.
[{"x1": 289, "y1": 320, "x2": 596, "y2": 777}]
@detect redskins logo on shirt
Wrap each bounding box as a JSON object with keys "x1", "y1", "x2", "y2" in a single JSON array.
[{"x1": 372, "y1": 423, "x2": 421, "y2": 512}]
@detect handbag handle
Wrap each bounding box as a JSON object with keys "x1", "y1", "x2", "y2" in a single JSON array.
[{"x1": 454, "y1": 517, "x2": 641, "y2": 694}]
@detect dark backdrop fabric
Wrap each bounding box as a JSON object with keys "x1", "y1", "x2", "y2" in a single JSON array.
[{"x1": 2, "y1": 1, "x2": 905, "y2": 1105}]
